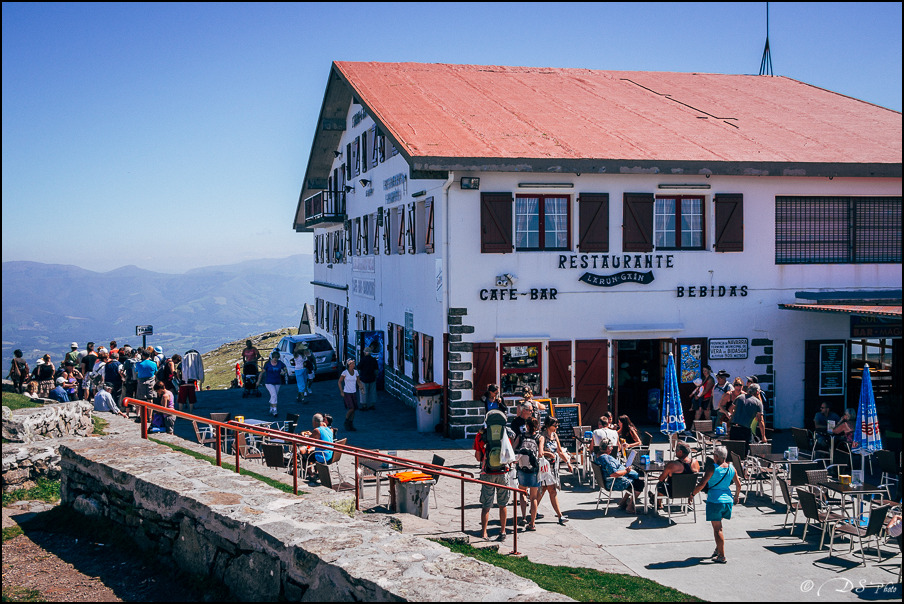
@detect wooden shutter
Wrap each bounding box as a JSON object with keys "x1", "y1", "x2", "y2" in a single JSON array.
[
  {"x1": 623, "y1": 193, "x2": 654, "y2": 252},
  {"x1": 370, "y1": 126, "x2": 379, "y2": 168},
  {"x1": 480, "y1": 193, "x2": 513, "y2": 253},
  {"x1": 577, "y1": 193, "x2": 609, "y2": 252},
  {"x1": 425, "y1": 197, "x2": 435, "y2": 253},
  {"x1": 386, "y1": 325, "x2": 395, "y2": 370},
  {"x1": 407, "y1": 202, "x2": 416, "y2": 254},
  {"x1": 547, "y1": 341, "x2": 572, "y2": 398},
  {"x1": 714, "y1": 194, "x2": 744, "y2": 252},
  {"x1": 382, "y1": 208, "x2": 391, "y2": 255},
  {"x1": 361, "y1": 130, "x2": 368, "y2": 173},
  {"x1": 412, "y1": 332, "x2": 420, "y2": 382},
  {"x1": 352, "y1": 137, "x2": 360, "y2": 176},
  {"x1": 397, "y1": 206, "x2": 406, "y2": 253},
  {"x1": 371, "y1": 213, "x2": 379, "y2": 254},
  {"x1": 423, "y1": 335, "x2": 434, "y2": 382},
  {"x1": 472, "y1": 343, "x2": 497, "y2": 400},
  {"x1": 574, "y1": 340, "x2": 609, "y2": 423}
]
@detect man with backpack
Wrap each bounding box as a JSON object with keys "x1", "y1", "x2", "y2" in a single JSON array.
[{"x1": 474, "y1": 409, "x2": 515, "y2": 542}]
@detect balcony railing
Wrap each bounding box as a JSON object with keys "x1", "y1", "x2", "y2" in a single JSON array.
[{"x1": 304, "y1": 190, "x2": 346, "y2": 227}]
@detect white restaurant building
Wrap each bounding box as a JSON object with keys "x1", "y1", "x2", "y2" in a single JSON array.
[{"x1": 294, "y1": 62, "x2": 902, "y2": 442}]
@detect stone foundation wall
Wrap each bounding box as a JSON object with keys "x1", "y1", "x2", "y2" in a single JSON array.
[{"x1": 59, "y1": 432, "x2": 569, "y2": 602}]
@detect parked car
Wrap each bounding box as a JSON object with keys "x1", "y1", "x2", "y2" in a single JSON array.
[{"x1": 271, "y1": 334, "x2": 340, "y2": 381}]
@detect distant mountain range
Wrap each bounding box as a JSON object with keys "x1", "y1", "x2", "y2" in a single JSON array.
[{"x1": 1, "y1": 255, "x2": 314, "y2": 368}]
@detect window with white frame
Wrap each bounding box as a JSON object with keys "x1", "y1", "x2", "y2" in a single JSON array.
[
  {"x1": 654, "y1": 196, "x2": 704, "y2": 250},
  {"x1": 515, "y1": 195, "x2": 570, "y2": 251}
]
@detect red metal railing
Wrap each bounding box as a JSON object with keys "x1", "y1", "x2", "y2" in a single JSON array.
[{"x1": 125, "y1": 398, "x2": 528, "y2": 554}]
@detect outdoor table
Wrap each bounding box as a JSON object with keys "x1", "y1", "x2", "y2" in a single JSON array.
[
  {"x1": 243, "y1": 419, "x2": 279, "y2": 448},
  {"x1": 749, "y1": 453, "x2": 812, "y2": 503},
  {"x1": 817, "y1": 480, "x2": 886, "y2": 521},
  {"x1": 632, "y1": 459, "x2": 669, "y2": 514},
  {"x1": 359, "y1": 458, "x2": 407, "y2": 507}
]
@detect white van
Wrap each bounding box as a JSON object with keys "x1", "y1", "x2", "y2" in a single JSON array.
[{"x1": 271, "y1": 334, "x2": 340, "y2": 381}]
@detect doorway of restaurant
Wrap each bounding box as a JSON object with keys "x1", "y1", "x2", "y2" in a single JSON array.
[{"x1": 613, "y1": 339, "x2": 665, "y2": 425}]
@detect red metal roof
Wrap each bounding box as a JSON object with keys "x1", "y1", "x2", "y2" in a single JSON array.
[
  {"x1": 334, "y1": 62, "x2": 902, "y2": 166},
  {"x1": 779, "y1": 304, "x2": 902, "y2": 318}
]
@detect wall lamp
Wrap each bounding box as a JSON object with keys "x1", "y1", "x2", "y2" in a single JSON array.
[
  {"x1": 460, "y1": 177, "x2": 480, "y2": 190},
  {"x1": 657, "y1": 184, "x2": 711, "y2": 190},
  {"x1": 518, "y1": 182, "x2": 574, "y2": 189},
  {"x1": 333, "y1": 150, "x2": 342, "y2": 158},
  {"x1": 344, "y1": 185, "x2": 355, "y2": 193},
  {"x1": 359, "y1": 179, "x2": 371, "y2": 187}
]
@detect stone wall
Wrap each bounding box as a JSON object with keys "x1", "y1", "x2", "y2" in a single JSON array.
[
  {"x1": 59, "y1": 432, "x2": 570, "y2": 602},
  {"x1": 2, "y1": 401, "x2": 94, "y2": 443},
  {"x1": 1, "y1": 443, "x2": 62, "y2": 493}
]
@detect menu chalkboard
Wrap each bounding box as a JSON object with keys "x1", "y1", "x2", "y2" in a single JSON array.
[
  {"x1": 819, "y1": 343, "x2": 846, "y2": 397},
  {"x1": 550, "y1": 403, "x2": 582, "y2": 451}
]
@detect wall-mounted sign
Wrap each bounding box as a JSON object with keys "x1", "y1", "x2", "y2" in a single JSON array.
[
  {"x1": 478, "y1": 287, "x2": 559, "y2": 301},
  {"x1": 579, "y1": 271, "x2": 654, "y2": 287},
  {"x1": 383, "y1": 172, "x2": 407, "y2": 204},
  {"x1": 135, "y1": 325, "x2": 153, "y2": 336},
  {"x1": 818, "y1": 343, "x2": 846, "y2": 397},
  {"x1": 677, "y1": 285, "x2": 748, "y2": 298},
  {"x1": 352, "y1": 278, "x2": 375, "y2": 299},
  {"x1": 709, "y1": 338, "x2": 749, "y2": 360},
  {"x1": 559, "y1": 253, "x2": 674, "y2": 270},
  {"x1": 850, "y1": 316, "x2": 902, "y2": 338},
  {"x1": 679, "y1": 343, "x2": 703, "y2": 383}
]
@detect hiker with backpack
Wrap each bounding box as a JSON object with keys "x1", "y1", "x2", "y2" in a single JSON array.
[
  {"x1": 514, "y1": 416, "x2": 542, "y2": 531},
  {"x1": 474, "y1": 409, "x2": 516, "y2": 542}
]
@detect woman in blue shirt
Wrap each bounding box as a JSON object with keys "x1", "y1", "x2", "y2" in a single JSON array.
[
  {"x1": 692, "y1": 445, "x2": 742, "y2": 564},
  {"x1": 261, "y1": 352, "x2": 288, "y2": 417}
]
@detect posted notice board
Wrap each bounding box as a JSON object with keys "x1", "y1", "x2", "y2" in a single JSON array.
[{"x1": 550, "y1": 402, "x2": 581, "y2": 451}]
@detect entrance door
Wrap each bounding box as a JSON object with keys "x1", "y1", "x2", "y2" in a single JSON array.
[
  {"x1": 574, "y1": 340, "x2": 608, "y2": 423},
  {"x1": 614, "y1": 339, "x2": 664, "y2": 424}
]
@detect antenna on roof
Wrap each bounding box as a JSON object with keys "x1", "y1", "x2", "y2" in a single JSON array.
[{"x1": 759, "y1": 2, "x2": 774, "y2": 76}]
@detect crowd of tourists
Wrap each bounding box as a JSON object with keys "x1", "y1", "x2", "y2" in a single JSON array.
[
  {"x1": 7, "y1": 341, "x2": 186, "y2": 433},
  {"x1": 473, "y1": 372, "x2": 771, "y2": 563}
]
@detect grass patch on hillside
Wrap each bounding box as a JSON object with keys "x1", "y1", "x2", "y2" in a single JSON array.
[
  {"x1": 1, "y1": 585, "x2": 45, "y2": 602},
  {"x1": 2, "y1": 478, "x2": 61, "y2": 508},
  {"x1": 201, "y1": 328, "x2": 296, "y2": 390},
  {"x1": 149, "y1": 437, "x2": 305, "y2": 495},
  {"x1": 435, "y1": 540, "x2": 703, "y2": 602},
  {"x1": 2, "y1": 525, "x2": 25, "y2": 542},
  {"x1": 2, "y1": 392, "x2": 43, "y2": 411}
]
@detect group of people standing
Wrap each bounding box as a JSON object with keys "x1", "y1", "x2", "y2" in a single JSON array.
[
  {"x1": 690, "y1": 365, "x2": 768, "y2": 446},
  {"x1": 8, "y1": 341, "x2": 184, "y2": 433}
]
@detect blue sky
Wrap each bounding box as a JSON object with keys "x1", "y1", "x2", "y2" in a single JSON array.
[{"x1": 2, "y1": 2, "x2": 901, "y2": 273}]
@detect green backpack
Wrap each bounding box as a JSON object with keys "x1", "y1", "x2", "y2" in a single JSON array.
[{"x1": 482, "y1": 410, "x2": 509, "y2": 473}]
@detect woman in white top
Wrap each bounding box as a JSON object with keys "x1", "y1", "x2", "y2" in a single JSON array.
[{"x1": 338, "y1": 358, "x2": 363, "y2": 432}]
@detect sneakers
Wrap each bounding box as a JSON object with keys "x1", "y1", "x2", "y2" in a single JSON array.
[
  {"x1": 714, "y1": 555, "x2": 727, "y2": 564},
  {"x1": 558, "y1": 515, "x2": 569, "y2": 525},
  {"x1": 496, "y1": 532, "x2": 507, "y2": 542}
]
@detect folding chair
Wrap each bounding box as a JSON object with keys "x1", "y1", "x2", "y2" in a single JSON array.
[
  {"x1": 777, "y1": 477, "x2": 802, "y2": 535},
  {"x1": 262, "y1": 443, "x2": 290, "y2": 472},
  {"x1": 660, "y1": 472, "x2": 697, "y2": 522},
  {"x1": 875, "y1": 450, "x2": 900, "y2": 499},
  {"x1": 590, "y1": 462, "x2": 634, "y2": 516},
  {"x1": 192, "y1": 420, "x2": 216, "y2": 448},
  {"x1": 234, "y1": 431, "x2": 264, "y2": 465},
  {"x1": 797, "y1": 488, "x2": 845, "y2": 550},
  {"x1": 828, "y1": 505, "x2": 890, "y2": 565},
  {"x1": 316, "y1": 462, "x2": 355, "y2": 492}
]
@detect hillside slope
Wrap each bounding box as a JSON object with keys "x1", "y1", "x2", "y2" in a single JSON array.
[{"x1": 201, "y1": 328, "x2": 296, "y2": 389}]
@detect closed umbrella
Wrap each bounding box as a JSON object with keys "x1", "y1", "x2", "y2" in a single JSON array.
[
  {"x1": 852, "y1": 364, "x2": 882, "y2": 478},
  {"x1": 661, "y1": 353, "x2": 686, "y2": 450}
]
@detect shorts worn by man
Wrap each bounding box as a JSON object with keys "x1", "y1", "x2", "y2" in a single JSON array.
[{"x1": 474, "y1": 411, "x2": 514, "y2": 542}]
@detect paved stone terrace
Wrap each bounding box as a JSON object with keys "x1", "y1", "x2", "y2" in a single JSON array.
[{"x1": 143, "y1": 378, "x2": 902, "y2": 602}]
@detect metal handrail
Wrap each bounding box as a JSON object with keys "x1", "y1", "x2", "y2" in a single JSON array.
[{"x1": 125, "y1": 397, "x2": 528, "y2": 554}]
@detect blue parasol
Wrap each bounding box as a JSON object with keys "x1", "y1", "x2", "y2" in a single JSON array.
[
  {"x1": 660, "y1": 353, "x2": 686, "y2": 437},
  {"x1": 852, "y1": 364, "x2": 883, "y2": 456}
]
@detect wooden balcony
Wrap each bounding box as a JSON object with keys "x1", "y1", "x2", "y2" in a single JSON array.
[{"x1": 303, "y1": 190, "x2": 346, "y2": 228}]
